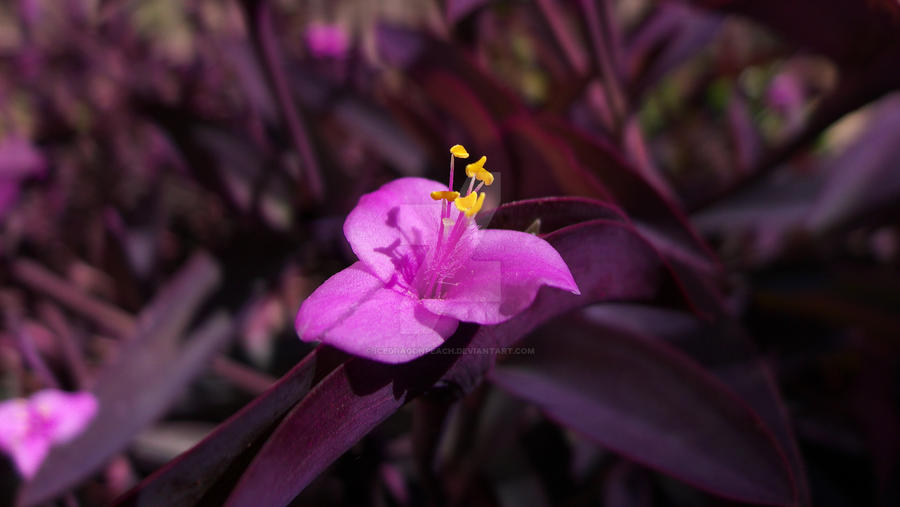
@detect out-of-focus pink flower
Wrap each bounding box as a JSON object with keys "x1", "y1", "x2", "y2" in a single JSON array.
[
  {"x1": 0, "y1": 137, "x2": 46, "y2": 181},
  {"x1": 766, "y1": 72, "x2": 804, "y2": 113},
  {"x1": 304, "y1": 23, "x2": 349, "y2": 59},
  {"x1": 295, "y1": 145, "x2": 579, "y2": 363},
  {"x1": 0, "y1": 389, "x2": 98, "y2": 479}
]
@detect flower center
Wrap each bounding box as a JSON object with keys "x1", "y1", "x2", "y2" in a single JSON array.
[{"x1": 420, "y1": 144, "x2": 494, "y2": 299}]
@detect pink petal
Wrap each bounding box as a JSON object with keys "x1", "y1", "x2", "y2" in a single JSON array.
[
  {"x1": 0, "y1": 136, "x2": 46, "y2": 179},
  {"x1": 7, "y1": 435, "x2": 50, "y2": 479},
  {"x1": 344, "y1": 178, "x2": 446, "y2": 285},
  {"x1": 0, "y1": 398, "x2": 38, "y2": 479},
  {"x1": 305, "y1": 23, "x2": 349, "y2": 58},
  {"x1": 296, "y1": 262, "x2": 458, "y2": 363},
  {"x1": 0, "y1": 390, "x2": 97, "y2": 479},
  {"x1": 29, "y1": 389, "x2": 98, "y2": 443},
  {"x1": 0, "y1": 398, "x2": 47, "y2": 479},
  {"x1": 296, "y1": 262, "x2": 385, "y2": 339},
  {"x1": 422, "y1": 229, "x2": 580, "y2": 324},
  {"x1": 0, "y1": 398, "x2": 30, "y2": 447}
]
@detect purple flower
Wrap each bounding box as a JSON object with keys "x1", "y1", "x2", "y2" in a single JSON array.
[
  {"x1": 0, "y1": 389, "x2": 98, "y2": 479},
  {"x1": 296, "y1": 145, "x2": 579, "y2": 363},
  {"x1": 766, "y1": 71, "x2": 804, "y2": 113},
  {"x1": 304, "y1": 23, "x2": 349, "y2": 59}
]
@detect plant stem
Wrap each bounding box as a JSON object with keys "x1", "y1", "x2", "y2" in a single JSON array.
[
  {"x1": 579, "y1": 0, "x2": 627, "y2": 130},
  {"x1": 242, "y1": 0, "x2": 325, "y2": 204},
  {"x1": 535, "y1": 0, "x2": 590, "y2": 75}
]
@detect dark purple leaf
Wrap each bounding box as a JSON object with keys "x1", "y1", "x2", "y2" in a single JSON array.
[
  {"x1": 440, "y1": 220, "x2": 701, "y2": 388},
  {"x1": 603, "y1": 462, "x2": 654, "y2": 507},
  {"x1": 380, "y1": 25, "x2": 528, "y2": 121},
  {"x1": 332, "y1": 98, "x2": 428, "y2": 176},
  {"x1": 0, "y1": 136, "x2": 46, "y2": 219},
  {"x1": 622, "y1": 117, "x2": 681, "y2": 204},
  {"x1": 221, "y1": 359, "x2": 410, "y2": 507},
  {"x1": 534, "y1": 0, "x2": 591, "y2": 75},
  {"x1": 490, "y1": 196, "x2": 724, "y2": 322},
  {"x1": 241, "y1": 0, "x2": 324, "y2": 203},
  {"x1": 446, "y1": 0, "x2": 490, "y2": 24},
  {"x1": 21, "y1": 254, "x2": 225, "y2": 505},
  {"x1": 393, "y1": 39, "x2": 608, "y2": 203},
  {"x1": 489, "y1": 196, "x2": 627, "y2": 233},
  {"x1": 626, "y1": 4, "x2": 722, "y2": 99},
  {"x1": 376, "y1": 23, "x2": 428, "y2": 68},
  {"x1": 223, "y1": 40, "x2": 277, "y2": 121},
  {"x1": 631, "y1": 223, "x2": 724, "y2": 316},
  {"x1": 114, "y1": 346, "x2": 346, "y2": 506},
  {"x1": 538, "y1": 116, "x2": 718, "y2": 266},
  {"x1": 581, "y1": 304, "x2": 810, "y2": 505},
  {"x1": 492, "y1": 197, "x2": 723, "y2": 316},
  {"x1": 408, "y1": 68, "x2": 517, "y2": 201},
  {"x1": 189, "y1": 125, "x2": 271, "y2": 214},
  {"x1": 0, "y1": 181, "x2": 22, "y2": 222},
  {"x1": 220, "y1": 219, "x2": 695, "y2": 505},
  {"x1": 691, "y1": 171, "x2": 819, "y2": 264},
  {"x1": 23, "y1": 314, "x2": 232, "y2": 506},
  {"x1": 727, "y1": 89, "x2": 763, "y2": 174},
  {"x1": 522, "y1": 125, "x2": 725, "y2": 313},
  {"x1": 376, "y1": 26, "x2": 719, "y2": 264},
  {"x1": 504, "y1": 116, "x2": 613, "y2": 201},
  {"x1": 806, "y1": 96, "x2": 900, "y2": 232},
  {"x1": 418, "y1": 69, "x2": 510, "y2": 150},
  {"x1": 691, "y1": 0, "x2": 900, "y2": 67},
  {"x1": 488, "y1": 308, "x2": 797, "y2": 505},
  {"x1": 10, "y1": 259, "x2": 137, "y2": 338}
]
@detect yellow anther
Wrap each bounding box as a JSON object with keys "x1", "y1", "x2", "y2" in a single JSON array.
[
  {"x1": 465, "y1": 156, "x2": 486, "y2": 177},
  {"x1": 430, "y1": 190, "x2": 460, "y2": 202},
  {"x1": 464, "y1": 156, "x2": 493, "y2": 185},
  {"x1": 450, "y1": 144, "x2": 469, "y2": 158},
  {"x1": 454, "y1": 191, "x2": 485, "y2": 218}
]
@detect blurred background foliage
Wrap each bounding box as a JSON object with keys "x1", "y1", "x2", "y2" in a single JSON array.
[{"x1": 1, "y1": 0, "x2": 900, "y2": 505}]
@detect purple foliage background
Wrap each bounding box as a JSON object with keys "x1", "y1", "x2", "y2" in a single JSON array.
[{"x1": 1, "y1": 0, "x2": 900, "y2": 505}]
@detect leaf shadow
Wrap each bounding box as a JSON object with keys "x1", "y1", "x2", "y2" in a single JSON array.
[{"x1": 343, "y1": 322, "x2": 480, "y2": 401}]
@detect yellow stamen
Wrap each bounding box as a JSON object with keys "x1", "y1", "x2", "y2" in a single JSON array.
[
  {"x1": 454, "y1": 191, "x2": 485, "y2": 218},
  {"x1": 450, "y1": 144, "x2": 469, "y2": 158},
  {"x1": 430, "y1": 190, "x2": 460, "y2": 202},
  {"x1": 464, "y1": 155, "x2": 493, "y2": 185},
  {"x1": 465, "y1": 156, "x2": 486, "y2": 177}
]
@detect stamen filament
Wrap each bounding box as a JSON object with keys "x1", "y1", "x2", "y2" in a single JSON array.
[
  {"x1": 445, "y1": 208, "x2": 468, "y2": 255},
  {"x1": 425, "y1": 208, "x2": 469, "y2": 298},
  {"x1": 424, "y1": 144, "x2": 487, "y2": 299},
  {"x1": 448, "y1": 154, "x2": 455, "y2": 192},
  {"x1": 425, "y1": 217, "x2": 454, "y2": 297},
  {"x1": 446, "y1": 153, "x2": 454, "y2": 218},
  {"x1": 427, "y1": 219, "x2": 446, "y2": 296}
]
